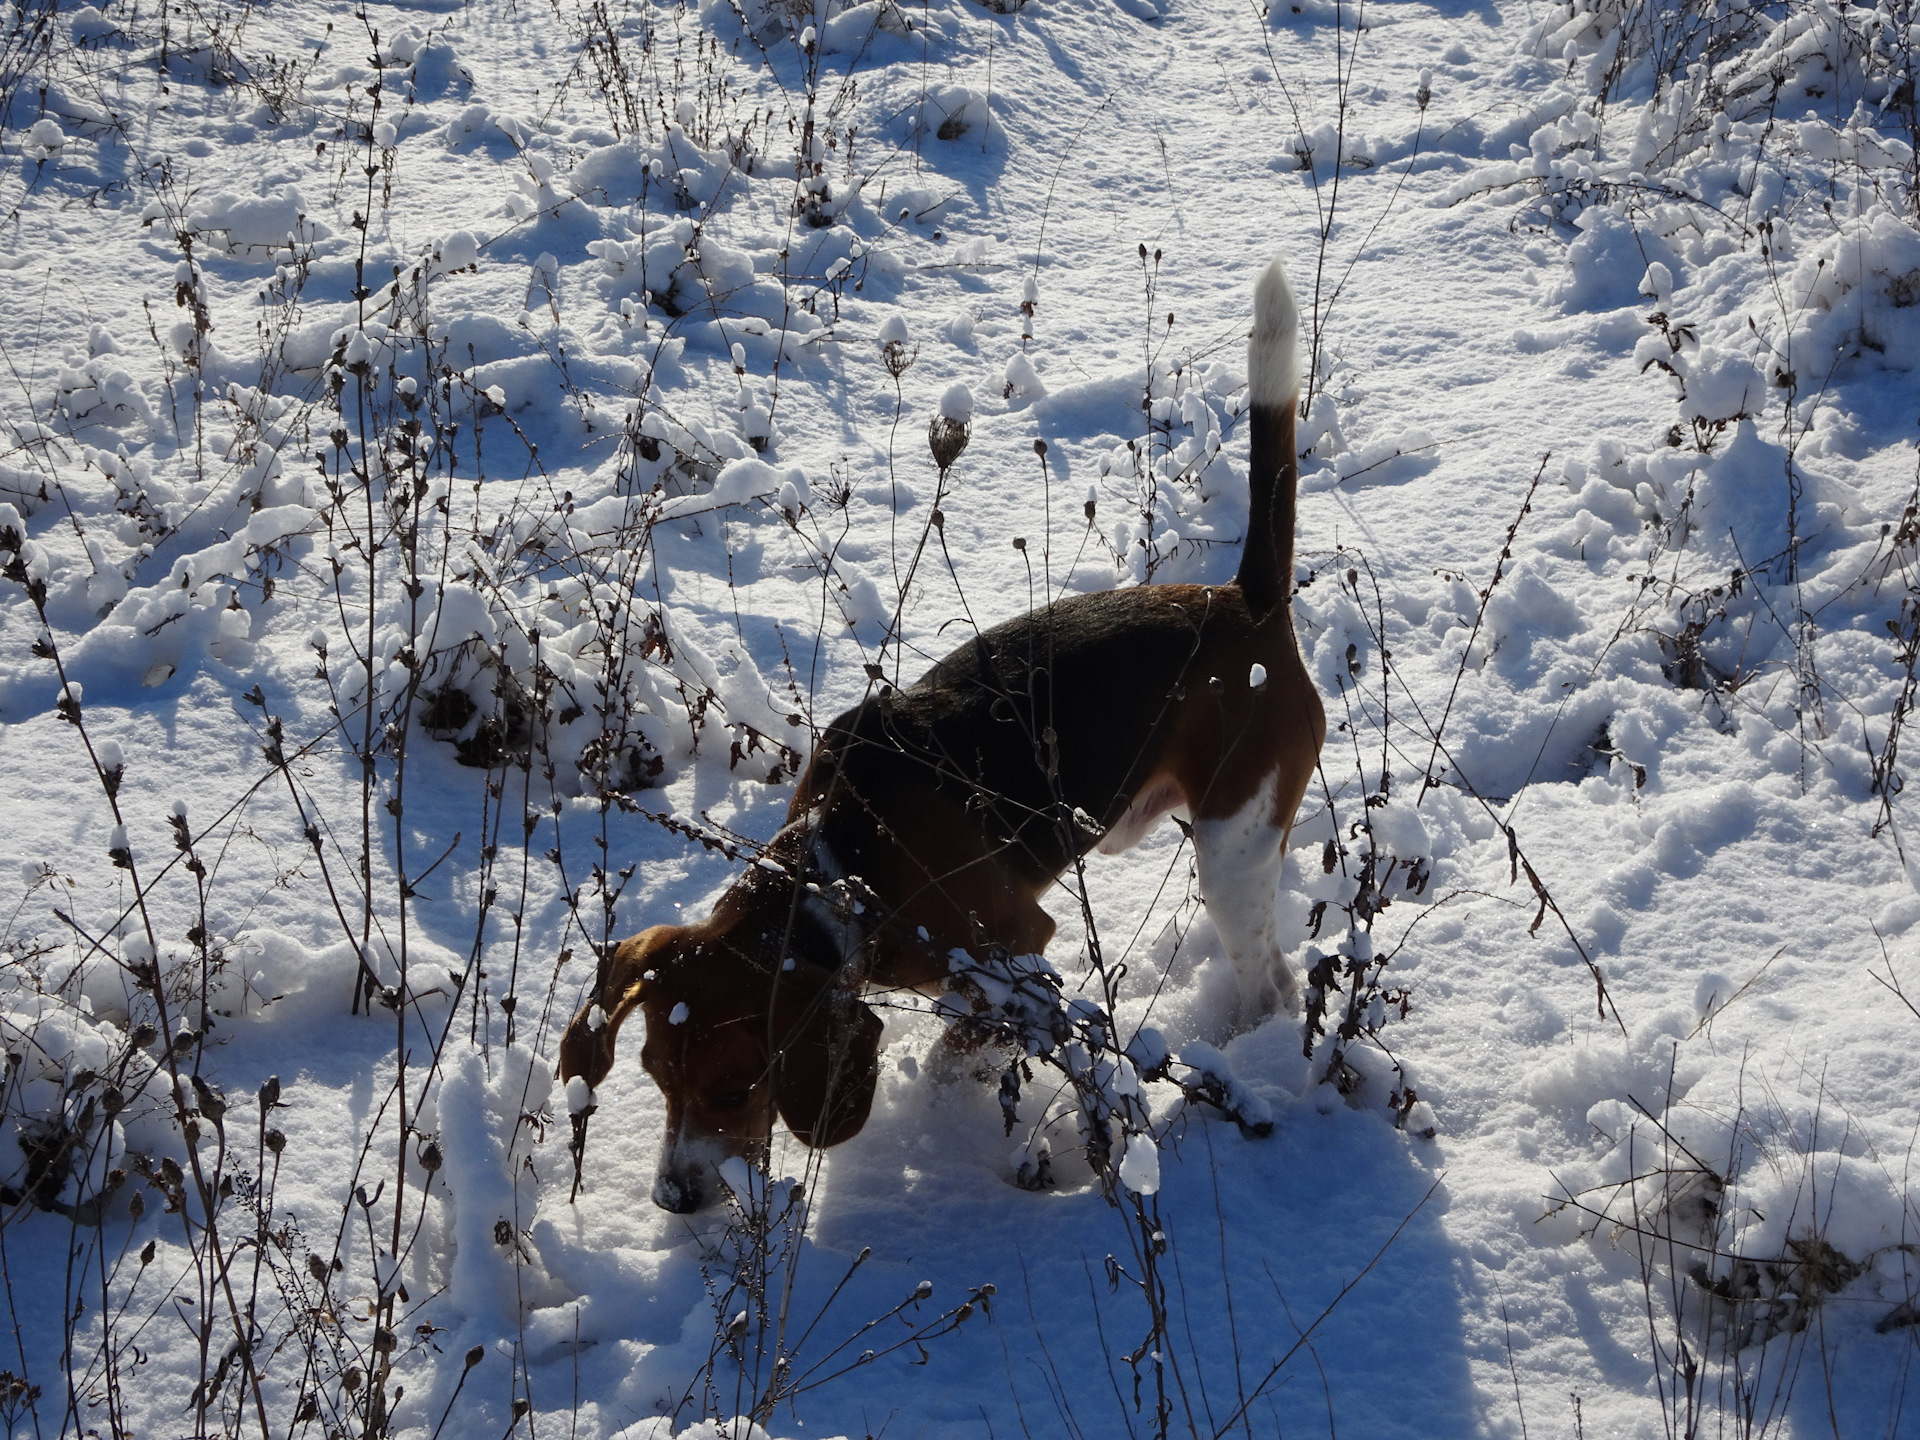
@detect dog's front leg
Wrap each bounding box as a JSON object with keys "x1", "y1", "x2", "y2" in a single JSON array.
[{"x1": 924, "y1": 1010, "x2": 1013, "y2": 1087}]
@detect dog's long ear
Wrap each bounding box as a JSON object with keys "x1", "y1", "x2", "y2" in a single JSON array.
[
  {"x1": 558, "y1": 927, "x2": 675, "y2": 1087},
  {"x1": 770, "y1": 978, "x2": 882, "y2": 1149}
]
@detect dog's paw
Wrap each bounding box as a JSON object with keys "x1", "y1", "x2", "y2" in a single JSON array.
[{"x1": 1011, "y1": 1141, "x2": 1053, "y2": 1191}]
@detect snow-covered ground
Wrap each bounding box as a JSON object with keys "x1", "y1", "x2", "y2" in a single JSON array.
[{"x1": 3, "y1": 0, "x2": 1920, "y2": 1434}]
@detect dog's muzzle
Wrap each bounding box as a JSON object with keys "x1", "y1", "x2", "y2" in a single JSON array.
[
  {"x1": 652, "y1": 1134, "x2": 727, "y2": 1213},
  {"x1": 651, "y1": 1169, "x2": 708, "y2": 1213}
]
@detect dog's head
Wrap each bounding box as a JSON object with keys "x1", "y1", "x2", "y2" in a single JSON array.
[{"x1": 558, "y1": 925, "x2": 883, "y2": 1213}]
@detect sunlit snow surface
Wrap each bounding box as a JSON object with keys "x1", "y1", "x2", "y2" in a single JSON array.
[{"x1": 2, "y1": 0, "x2": 1919, "y2": 1434}]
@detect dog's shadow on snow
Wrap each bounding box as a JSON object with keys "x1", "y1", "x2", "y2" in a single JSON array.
[
  {"x1": 778, "y1": 1000, "x2": 1481, "y2": 1439},
  {"x1": 539, "y1": 1017, "x2": 1481, "y2": 1440}
]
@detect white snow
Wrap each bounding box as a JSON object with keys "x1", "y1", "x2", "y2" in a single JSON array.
[
  {"x1": 936, "y1": 381, "x2": 973, "y2": 422},
  {"x1": 2, "y1": 0, "x2": 1919, "y2": 1437},
  {"x1": 566, "y1": 1075, "x2": 595, "y2": 1114},
  {"x1": 1001, "y1": 351, "x2": 1045, "y2": 400},
  {"x1": 25, "y1": 118, "x2": 64, "y2": 156}
]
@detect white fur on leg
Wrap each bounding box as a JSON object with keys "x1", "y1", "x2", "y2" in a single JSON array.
[{"x1": 1191, "y1": 775, "x2": 1297, "y2": 1027}]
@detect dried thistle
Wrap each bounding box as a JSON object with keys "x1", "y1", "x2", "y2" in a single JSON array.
[{"x1": 928, "y1": 414, "x2": 969, "y2": 473}]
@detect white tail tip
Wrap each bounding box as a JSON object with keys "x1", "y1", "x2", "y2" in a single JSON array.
[{"x1": 1249, "y1": 255, "x2": 1300, "y2": 413}]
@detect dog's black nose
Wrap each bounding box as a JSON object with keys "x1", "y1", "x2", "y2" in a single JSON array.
[{"x1": 652, "y1": 1172, "x2": 705, "y2": 1213}]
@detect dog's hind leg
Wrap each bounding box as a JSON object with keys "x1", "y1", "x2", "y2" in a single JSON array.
[{"x1": 1190, "y1": 773, "x2": 1299, "y2": 1029}]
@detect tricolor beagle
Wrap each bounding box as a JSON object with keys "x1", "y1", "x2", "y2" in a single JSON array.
[{"x1": 559, "y1": 255, "x2": 1323, "y2": 1211}]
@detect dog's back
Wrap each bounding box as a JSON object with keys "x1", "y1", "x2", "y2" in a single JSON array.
[{"x1": 807, "y1": 581, "x2": 1295, "y2": 886}]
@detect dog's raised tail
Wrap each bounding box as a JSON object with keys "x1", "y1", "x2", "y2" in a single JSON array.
[{"x1": 1237, "y1": 255, "x2": 1301, "y2": 620}]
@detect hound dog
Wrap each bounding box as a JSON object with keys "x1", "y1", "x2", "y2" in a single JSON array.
[{"x1": 559, "y1": 255, "x2": 1323, "y2": 1212}]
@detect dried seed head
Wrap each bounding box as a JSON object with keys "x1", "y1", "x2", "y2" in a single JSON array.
[
  {"x1": 190, "y1": 1074, "x2": 226, "y2": 1123},
  {"x1": 928, "y1": 415, "x2": 970, "y2": 472},
  {"x1": 877, "y1": 314, "x2": 914, "y2": 378}
]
